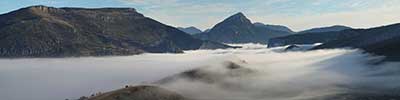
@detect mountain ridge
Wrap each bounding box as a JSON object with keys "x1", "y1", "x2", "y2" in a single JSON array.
[
  {"x1": 177, "y1": 26, "x2": 202, "y2": 35},
  {"x1": 298, "y1": 25, "x2": 352, "y2": 34},
  {"x1": 0, "y1": 5, "x2": 231, "y2": 57},
  {"x1": 253, "y1": 22, "x2": 294, "y2": 33},
  {"x1": 268, "y1": 25, "x2": 354, "y2": 47},
  {"x1": 313, "y1": 23, "x2": 400, "y2": 61},
  {"x1": 194, "y1": 12, "x2": 292, "y2": 44}
]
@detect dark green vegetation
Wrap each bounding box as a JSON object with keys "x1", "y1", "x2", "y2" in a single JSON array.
[
  {"x1": 194, "y1": 12, "x2": 292, "y2": 44},
  {"x1": 0, "y1": 5, "x2": 231, "y2": 57}
]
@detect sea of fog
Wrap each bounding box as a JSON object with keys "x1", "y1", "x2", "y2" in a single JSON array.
[{"x1": 1, "y1": 44, "x2": 400, "y2": 100}]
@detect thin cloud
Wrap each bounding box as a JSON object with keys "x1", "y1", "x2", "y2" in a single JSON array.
[
  {"x1": 119, "y1": 0, "x2": 179, "y2": 5},
  {"x1": 118, "y1": 0, "x2": 400, "y2": 31},
  {"x1": 249, "y1": 0, "x2": 400, "y2": 31}
]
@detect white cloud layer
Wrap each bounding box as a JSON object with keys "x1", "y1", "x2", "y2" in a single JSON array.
[{"x1": 1, "y1": 44, "x2": 400, "y2": 100}]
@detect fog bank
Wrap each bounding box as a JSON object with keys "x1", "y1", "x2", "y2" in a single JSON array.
[{"x1": 0, "y1": 44, "x2": 399, "y2": 100}]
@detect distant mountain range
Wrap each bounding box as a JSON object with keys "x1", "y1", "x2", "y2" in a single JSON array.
[
  {"x1": 268, "y1": 25, "x2": 354, "y2": 47},
  {"x1": 191, "y1": 14, "x2": 353, "y2": 45},
  {"x1": 268, "y1": 30, "x2": 356, "y2": 48},
  {"x1": 298, "y1": 25, "x2": 352, "y2": 34},
  {"x1": 1, "y1": 5, "x2": 399, "y2": 60},
  {"x1": 0, "y1": 5, "x2": 231, "y2": 57},
  {"x1": 177, "y1": 26, "x2": 202, "y2": 35},
  {"x1": 313, "y1": 23, "x2": 400, "y2": 61},
  {"x1": 253, "y1": 22, "x2": 294, "y2": 33},
  {"x1": 194, "y1": 12, "x2": 292, "y2": 44},
  {"x1": 268, "y1": 23, "x2": 400, "y2": 61}
]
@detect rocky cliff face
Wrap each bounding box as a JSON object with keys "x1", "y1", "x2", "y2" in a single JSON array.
[{"x1": 0, "y1": 5, "x2": 229, "y2": 57}]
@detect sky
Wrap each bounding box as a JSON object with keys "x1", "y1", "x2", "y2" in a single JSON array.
[{"x1": 1, "y1": 0, "x2": 400, "y2": 31}]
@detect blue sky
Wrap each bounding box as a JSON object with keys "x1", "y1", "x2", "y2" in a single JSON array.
[{"x1": 1, "y1": 0, "x2": 400, "y2": 31}]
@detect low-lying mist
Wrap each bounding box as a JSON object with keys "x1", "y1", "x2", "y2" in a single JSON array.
[
  {"x1": 1, "y1": 44, "x2": 399, "y2": 100},
  {"x1": 160, "y1": 44, "x2": 400, "y2": 100}
]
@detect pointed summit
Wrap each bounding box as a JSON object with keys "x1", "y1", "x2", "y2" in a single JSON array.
[
  {"x1": 193, "y1": 12, "x2": 257, "y2": 43},
  {"x1": 224, "y1": 12, "x2": 250, "y2": 23},
  {"x1": 193, "y1": 12, "x2": 292, "y2": 44},
  {"x1": 232, "y1": 12, "x2": 245, "y2": 17},
  {"x1": 217, "y1": 12, "x2": 253, "y2": 28}
]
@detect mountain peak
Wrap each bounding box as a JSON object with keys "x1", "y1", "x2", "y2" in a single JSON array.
[
  {"x1": 194, "y1": 12, "x2": 290, "y2": 44},
  {"x1": 233, "y1": 12, "x2": 245, "y2": 17},
  {"x1": 228, "y1": 12, "x2": 247, "y2": 19},
  {"x1": 221, "y1": 12, "x2": 251, "y2": 25}
]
